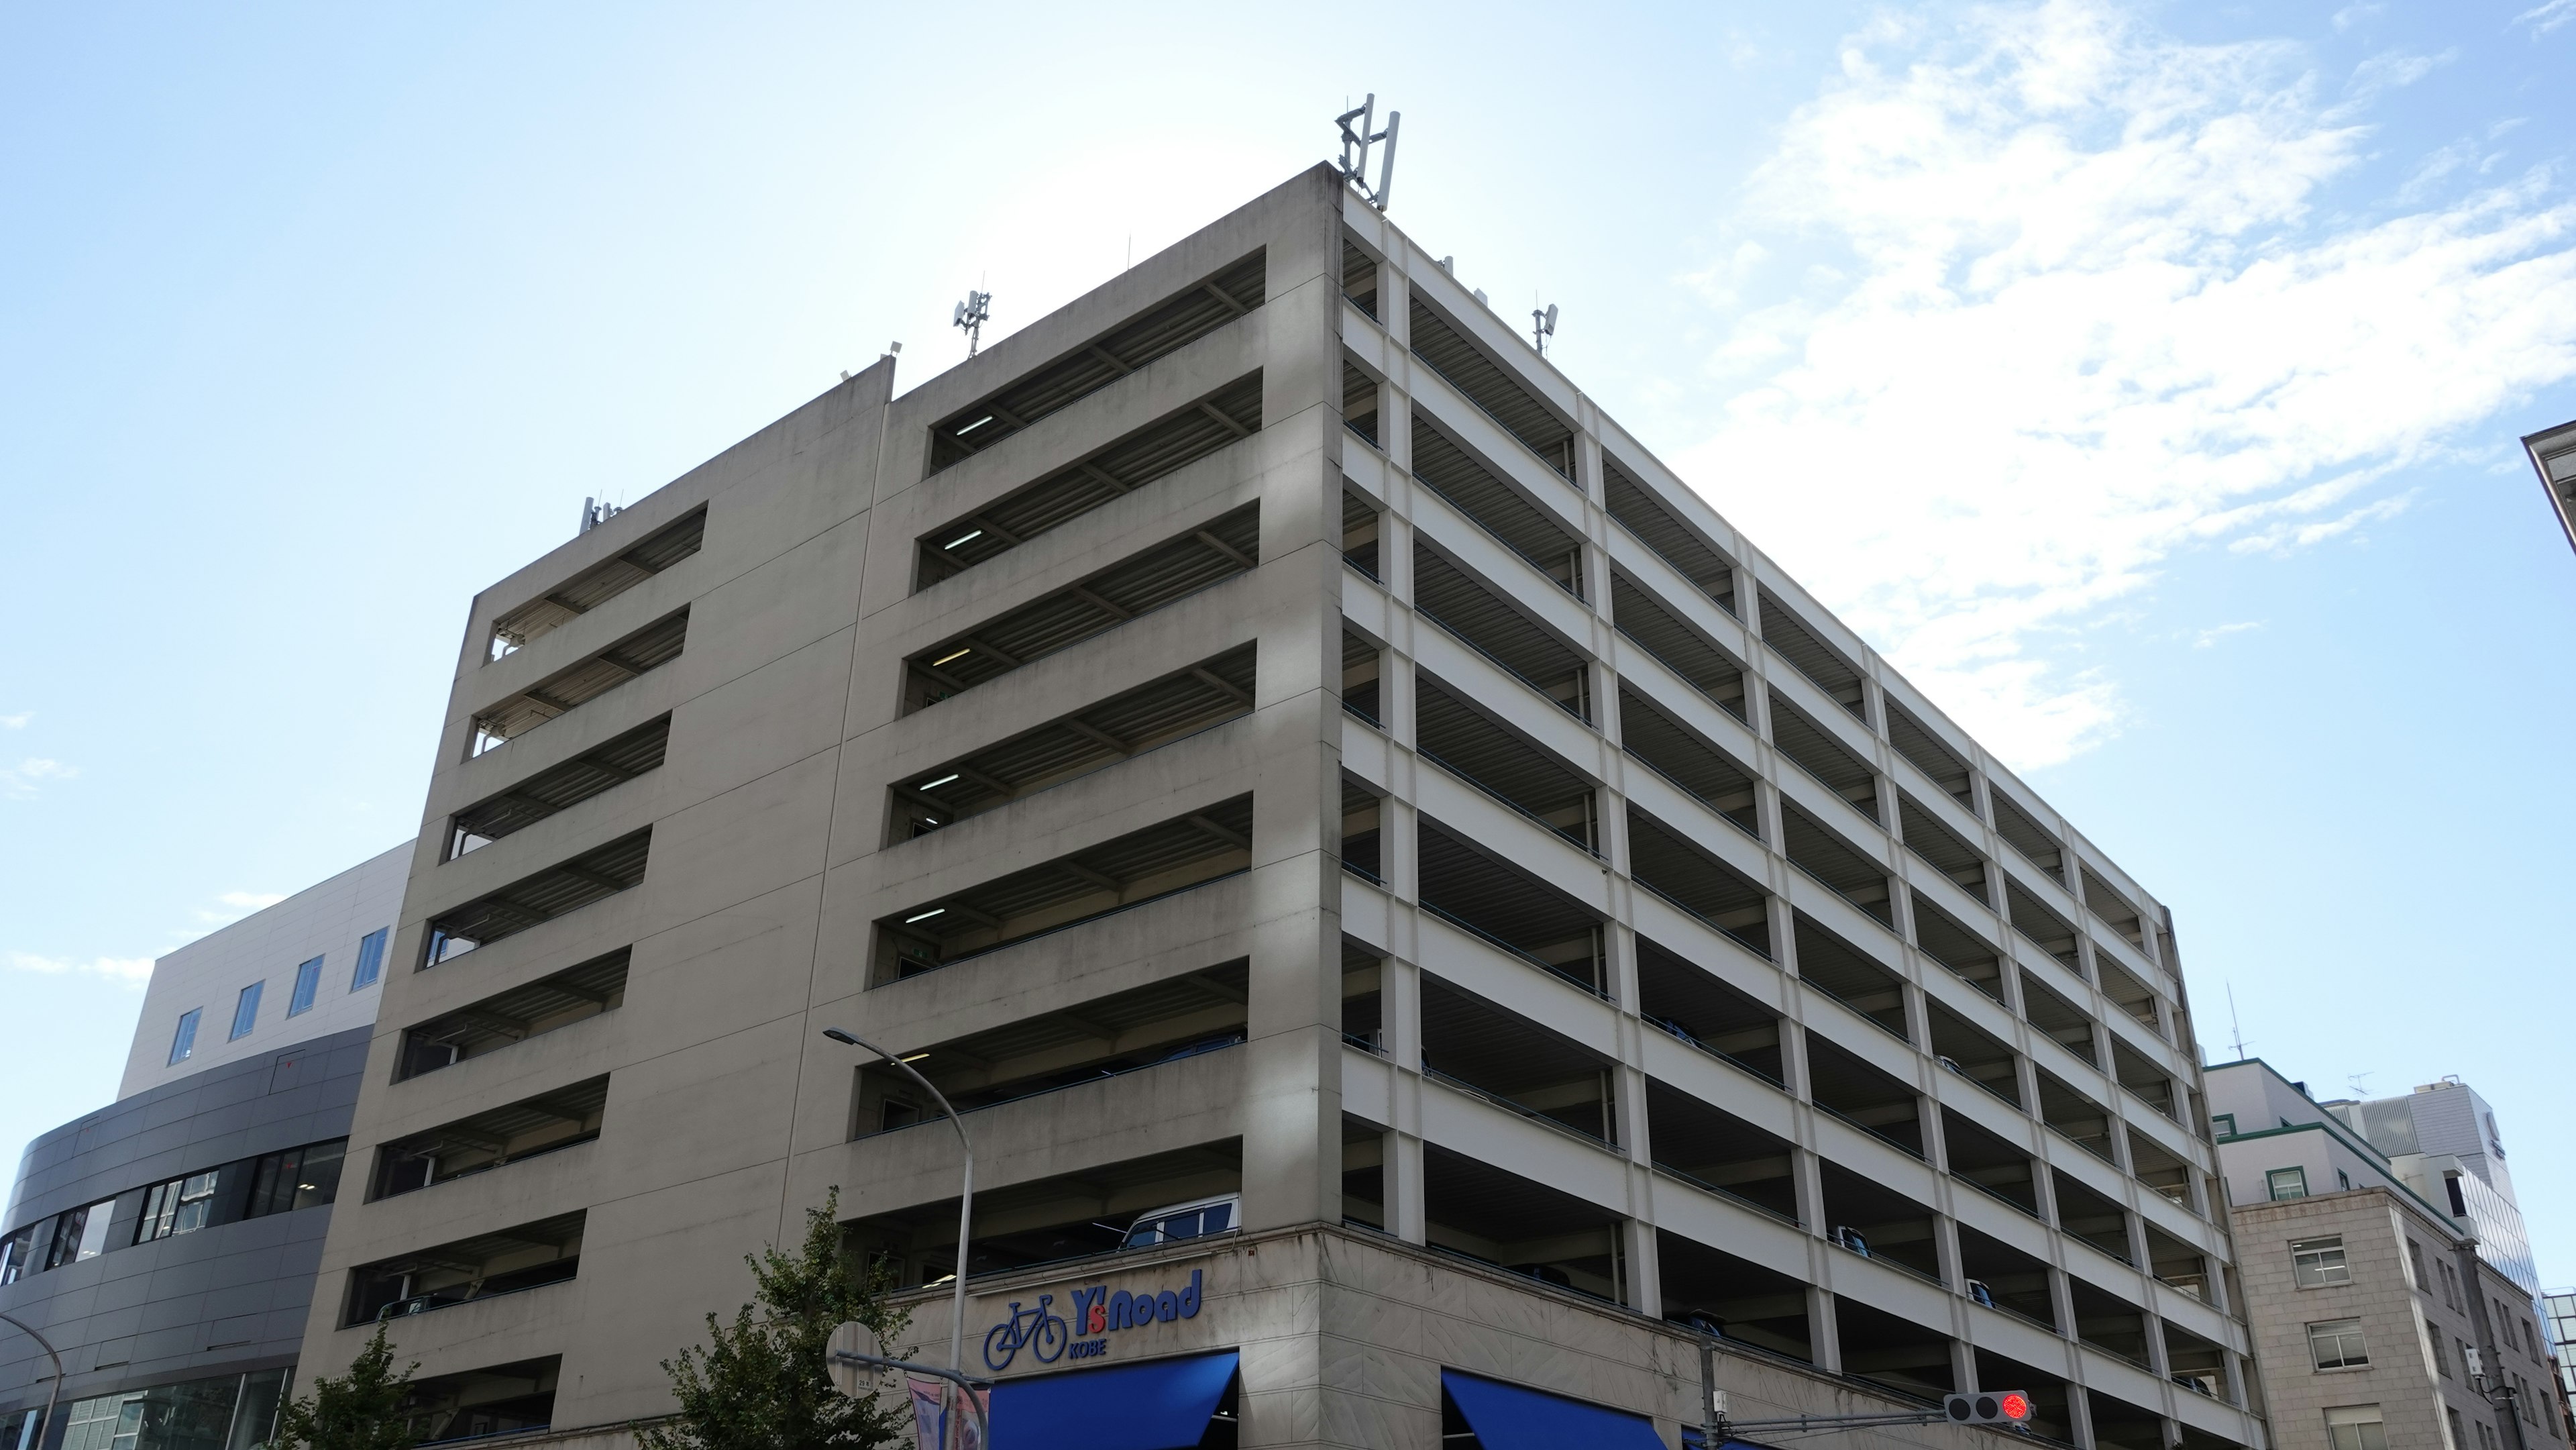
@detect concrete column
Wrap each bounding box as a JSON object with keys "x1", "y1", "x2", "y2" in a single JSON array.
[
  {"x1": 1391, "y1": 1129, "x2": 1426, "y2": 1244},
  {"x1": 1807, "y1": 1283, "x2": 1843, "y2": 1374},
  {"x1": 1949, "y1": 1337, "x2": 1980, "y2": 1397},
  {"x1": 1622, "y1": 1218, "x2": 1662, "y2": 1317},
  {"x1": 1237, "y1": 270, "x2": 1348, "y2": 1228}
]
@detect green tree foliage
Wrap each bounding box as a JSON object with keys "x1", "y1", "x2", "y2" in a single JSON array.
[
  {"x1": 267, "y1": 1325, "x2": 418, "y2": 1450},
  {"x1": 643, "y1": 1188, "x2": 913, "y2": 1450}
]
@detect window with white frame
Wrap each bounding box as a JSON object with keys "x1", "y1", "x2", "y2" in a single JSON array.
[
  {"x1": 2294, "y1": 1235, "x2": 2351, "y2": 1288},
  {"x1": 227, "y1": 981, "x2": 263, "y2": 1041},
  {"x1": 2324, "y1": 1404, "x2": 2389, "y2": 1450},
  {"x1": 2269, "y1": 1166, "x2": 2310, "y2": 1200},
  {"x1": 350, "y1": 927, "x2": 389, "y2": 990},
  {"x1": 2309, "y1": 1317, "x2": 2369, "y2": 1369},
  {"x1": 167, "y1": 1007, "x2": 201, "y2": 1065},
  {"x1": 287, "y1": 955, "x2": 324, "y2": 1017}
]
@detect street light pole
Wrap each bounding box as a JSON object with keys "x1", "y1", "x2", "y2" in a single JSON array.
[
  {"x1": 0, "y1": 1312, "x2": 64, "y2": 1450},
  {"x1": 822, "y1": 1028, "x2": 975, "y2": 1374}
]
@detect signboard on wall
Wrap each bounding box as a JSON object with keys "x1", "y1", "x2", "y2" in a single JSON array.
[{"x1": 980, "y1": 1267, "x2": 1203, "y2": 1371}]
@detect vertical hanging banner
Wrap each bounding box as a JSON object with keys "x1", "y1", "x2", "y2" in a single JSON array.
[
  {"x1": 906, "y1": 1376, "x2": 945, "y2": 1450},
  {"x1": 906, "y1": 1376, "x2": 989, "y2": 1450},
  {"x1": 951, "y1": 1382, "x2": 989, "y2": 1450}
]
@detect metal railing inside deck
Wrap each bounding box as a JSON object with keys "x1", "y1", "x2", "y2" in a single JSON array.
[
  {"x1": 1415, "y1": 745, "x2": 1598, "y2": 859},
  {"x1": 1810, "y1": 1098, "x2": 1926, "y2": 1163},
  {"x1": 1413, "y1": 607, "x2": 1591, "y2": 724},
  {"x1": 1609, "y1": 622, "x2": 1747, "y2": 721},
  {"x1": 1407, "y1": 352, "x2": 1576, "y2": 486},
  {"x1": 888, "y1": 869, "x2": 1250, "y2": 982},
  {"x1": 1420, "y1": 1064, "x2": 1619, "y2": 1155},
  {"x1": 859, "y1": 1035, "x2": 1246, "y2": 1138},
  {"x1": 1648, "y1": 1160, "x2": 1801, "y2": 1228},
  {"x1": 1414, "y1": 897, "x2": 1606, "y2": 999}
]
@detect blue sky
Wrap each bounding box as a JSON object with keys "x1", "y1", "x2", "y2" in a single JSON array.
[{"x1": 6, "y1": 1, "x2": 2575, "y2": 1275}]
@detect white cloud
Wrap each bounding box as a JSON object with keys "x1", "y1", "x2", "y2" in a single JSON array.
[
  {"x1": 5, "y1": 951, "x2": 154, "y2": 986},
  {"x1": 0, "y1": 758, "x2": 77, "y2": 798},
  {"x1": 2193, "y1": 621, "x2": 2263, "y2": 648},
  {"x1": 2343, "y1": 48, "x2": 2453, "y2": 103},
  {"x1": 1675, "y1": 0, "x2": 2576, "y2": 769},
  {"x1": 0, "y1": 712, "x2": 28, "y2": 728},
  {"x1": 2516, "y1": 0, "x2": 2576, "y2": 37}
]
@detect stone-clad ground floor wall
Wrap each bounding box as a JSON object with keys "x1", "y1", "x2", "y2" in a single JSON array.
[{"x1": 472, "y1": 1226, "x2": 2120, "y2": 1450}]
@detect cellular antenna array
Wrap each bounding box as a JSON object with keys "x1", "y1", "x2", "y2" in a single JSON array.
[
  {"x1": 953, "y1": 291, "x2": 992, "y2": 358},
  {"x1": 1335, "y1": 95, "x2": 1400, "y2": 211},
  {"x1": 1530, "y1": 303, "x2": 1557, "y2": 357}
]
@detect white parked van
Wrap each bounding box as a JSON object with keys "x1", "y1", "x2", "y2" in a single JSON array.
[{"x1": 1122, "y1": 1193, "x2": 1240, "y2": 1248}]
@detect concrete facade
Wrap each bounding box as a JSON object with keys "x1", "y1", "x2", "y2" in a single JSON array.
[
  {"x1": 0, "y1": 1027, "x2": 370, "y2": 1450},
  {"x1": 299, "y1": 165, "x2": 2262, "y2": 1449},
  {"x1": 2212, "y1": 1061, "x2": 2562, "y2": 1449},
  {"x1": 121, "y1": 845, "x2": 407, "y2": 1099}
]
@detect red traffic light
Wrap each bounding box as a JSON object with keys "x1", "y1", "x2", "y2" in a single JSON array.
[{"x1": 1945, "y1": 1390, "x2": 2034, "y2": 1425}]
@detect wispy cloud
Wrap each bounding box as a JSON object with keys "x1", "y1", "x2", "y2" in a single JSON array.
[
  {"x1": 0, "y1": 713, "x2": 28, "y2": 729},
  {"x1": 5, "y1": 951, "x2": 154, "y2": 986},
  {"x1": 2343, "y1": 48, "x2": 2453, "y2": 104},
  {"x1": 2193, "y1": 621, "x2": 2263, "y2": 648},
  {"x1": 0, "y1": 758, "x2": 77, "y2": 798},
  {"x1": 1676, "y1": 0, "x2": 2576, "y2": 768},
  {"x1": 2516, "y1": 0, "x2": 2576, "y2": 38}
]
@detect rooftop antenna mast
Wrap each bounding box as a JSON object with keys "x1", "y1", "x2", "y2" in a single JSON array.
[
  {"x1": 2226, "y1": 984, "x2": 2249, "y2": 1061},
  {"x1": 1335, "y1": 94, "x2": 1401, "y2": 211},
  {"x1": 1530, "y1": 302, "x2": 1557, "y2": 356},
  {"x1": 953, "y1": 290, "x2": 991, "y2": 358}
]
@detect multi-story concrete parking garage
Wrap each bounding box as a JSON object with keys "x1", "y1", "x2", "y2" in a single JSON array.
[{"x1": 297, "y1": 166, "x2": 2264, "y2": 1450}]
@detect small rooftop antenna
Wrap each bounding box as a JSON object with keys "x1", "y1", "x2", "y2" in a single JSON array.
[
  {"x1": 953, "y1": 291, "x2": 991, "y2": 358},
  {"x1": 2226, "y1": 984, "x2": 2249, "y2": 1061},
  {"x1": 1531, "y1": 302, "x2": 1558, "y2": 356},
  {"x1": 1334, "y1": 94, "x2": 1401, "y2": 211},
  {"x1": 2347, "y1": 1072, "x2": 2375, "y2": 1098}
]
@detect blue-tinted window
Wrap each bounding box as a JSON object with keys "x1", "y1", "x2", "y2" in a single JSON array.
[
  {"x1": 287, "y1": 956, "x2": 324, "y2": 1017},
  {"x1": 351, "y1": 928, "x2": 389, "y2": 990},
  {"x1": 229, "y1": 982, "x2": 263, "y2": 1041},
  {"x1": 168, "y1": 1008, "x2": 202, "y2": 1065}
]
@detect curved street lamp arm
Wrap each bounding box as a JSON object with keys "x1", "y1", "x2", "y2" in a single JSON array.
[
  {"x1": 0, "y1": 1312, "x2": 64, "y2": 1450},
  {"x1": 823, "y1": 1029, "x2": 975, "y2": 1377}
]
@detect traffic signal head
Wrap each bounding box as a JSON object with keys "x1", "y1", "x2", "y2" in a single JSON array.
[{"x1": 1944, "y1": 1391, "x2": 2034, "y2": 1425}]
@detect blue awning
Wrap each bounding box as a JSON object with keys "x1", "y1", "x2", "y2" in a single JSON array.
[
  {"x1": 1443, "y1": 1369, "x2": 1666, "y2": 1450},
  {"x1": 990, "y1": 1349, "x2": 1238, "y2": 1450}
]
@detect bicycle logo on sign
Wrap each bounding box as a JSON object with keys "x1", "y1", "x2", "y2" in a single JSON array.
[{"x1": 981, "y1": 1294, "x2": 1069, "y2": 1371}]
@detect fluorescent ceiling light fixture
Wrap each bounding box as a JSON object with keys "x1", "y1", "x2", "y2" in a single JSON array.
[
  {"x1": 931, "y1": 647, "x2": 971, "y2": 666},
  {"x1": 944, "y1": 530, "x2": 983, "y2": 550},
  {"x1": 955, "y1": 416, "x2": 993, "y2": 435},
  {"x1": 920, "y1": 774, "x2": 961, "y2": 790},
  {"x1": 904, "y1": 908, "x2": 947, "y2": 923},
  {"x1": 899, "y1": 1051, "x2": 930, "y2": 1062}
]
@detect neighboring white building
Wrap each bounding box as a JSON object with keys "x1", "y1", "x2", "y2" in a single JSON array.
[
  {"x1": 2208, "y1": 1060, "x2": 2561, "y2": 1450},
  {"x1": 2321, "y1": 1080, "x2": 2544, "y2": 1304},
  {"x1": 119, "y1": 843, "x2": 411, "y2": 1098}
]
